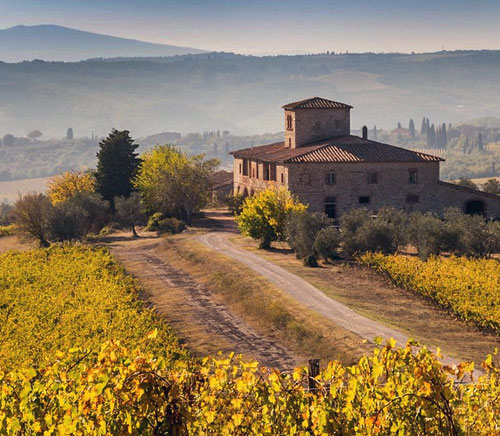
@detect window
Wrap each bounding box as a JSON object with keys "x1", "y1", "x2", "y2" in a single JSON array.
[
  {"x1": 359, "y1": 196, "x2": 370, "y2": 204},
  {"x1": 288, "y1": 138, "x2": 292, "y2": 147},
  {"x1": 256, "y1": 165, "x2": 259, "y2": 179},
  {"x1": 242, "y1": 159, "x2": 248, "y2": 176},
  {"x1": 325, "y1": 197, "x2": 336, "y2": 219},
  {"x1": 409, "y1": 169, "x2": 418, "y2": 184},
  {"x1": 252, "y1": 167, "x2": 255, "y2": 178},
  {"x1": 325, "y1": 172, "x2": 336, "y2": 185},
  {"x1": 269, "y1": 164, "x2": 277, "y2": 181},
  {"x1": 286, "y1": 115, "x2": 293, "y2": 130},
  {"x1": 239, "y1": 163, "x2": 242, "y2": 174},
  {"x1": 281, "y1": 173, "x2": 284, "y2": 184},
  {"x1": 368, "y1": 172, "x2": 378, "y2": 184},
  {"x1": 406, "y1": 195, "x2": 420, "y2": 204}
]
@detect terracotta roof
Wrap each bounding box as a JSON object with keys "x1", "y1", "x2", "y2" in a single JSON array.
[
  {"x1": 231, "y1": 135, "x2": 443, "y2": 164},
  {"x1": 210, "y1": 170, "x2": 233, "y2": 189},
  {"x1": 282, "y1": 97, "x2": 353, "y2": 110}
]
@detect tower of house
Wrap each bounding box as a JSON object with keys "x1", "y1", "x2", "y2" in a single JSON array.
[{"x1": 283, "y1": 97, "x2": 352, "y2": 148}]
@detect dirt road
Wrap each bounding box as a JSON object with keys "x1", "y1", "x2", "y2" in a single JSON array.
[
  {"x1": 198, "y1": 231, "x2": 465, "y2": 368},
  {"x1": 107, "y1": 234, "x2": 297, "y2": 369}
]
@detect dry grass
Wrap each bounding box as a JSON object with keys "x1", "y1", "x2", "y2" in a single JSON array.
[
  {"x1": 161, "y1": 232, "x2": 371, "y2": 366},
  {"x1": 230, "y1": 234, "x2": 500, "y2": 365},
  {"x1": 0, "y1": 177, "x2": 49, "y2": 204},
  {"x1": 0, "y1": 234, "x2": 35, "y2": 253}
]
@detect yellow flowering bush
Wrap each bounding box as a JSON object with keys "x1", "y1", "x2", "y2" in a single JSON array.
[{"x1": 236, "y1": 187, "x2": 307, "y2": 248}]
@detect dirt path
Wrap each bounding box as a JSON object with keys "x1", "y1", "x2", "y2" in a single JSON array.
[
  {"x1": 198, "y1": 231, "x2": 467, "y2": 369},
  {"x1": 106, "y1": 234, "x2": 297, "y2": 369}
]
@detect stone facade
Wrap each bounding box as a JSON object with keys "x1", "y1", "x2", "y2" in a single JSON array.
[
  {"x1": 284, "y1": 107, "x2": 350, "y2": 148},
  {"x1": 231, "y1": 97, "x2": 500, "y2": 220}
]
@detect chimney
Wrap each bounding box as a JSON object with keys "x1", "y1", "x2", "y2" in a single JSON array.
[{"x1": 362, "y1": 125, "x2": 368, "y2": 140}]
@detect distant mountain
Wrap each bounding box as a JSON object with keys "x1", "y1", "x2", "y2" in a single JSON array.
[
  {"x1": 0, "y1": 25, "x2": 207, "y2": 62},
  {"x1": 2, "y1": 50, "x2": 500, "y2": 138}
]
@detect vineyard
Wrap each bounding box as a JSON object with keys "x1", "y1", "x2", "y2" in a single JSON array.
[
  {"x1": 361, "y1": 252, "x2": 500, "y2": 334},
  {"x1": 0, "y1": 245, "x2": 188, "y2": 370},
  {"x1": 1, "y1": 246, "x2": 500, "y2": 434}
]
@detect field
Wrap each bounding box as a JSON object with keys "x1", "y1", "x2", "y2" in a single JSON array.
[
  {"x1": 361, "y1": 252, "x2": 500, "y2": 334},
  {"x1": 0, "y1": 244, "x2": 186, "y2": 370},
  {"x1": 2, "y1": 244, "x2": 500, "y2": 434},
  {"x1": 0, "y1": 176, "x2": 49, "y2": 203}
]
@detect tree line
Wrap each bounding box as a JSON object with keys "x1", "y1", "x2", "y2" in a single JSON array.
[{"x1": 8, "y1": 129, "x2": 218, "y2": 246}]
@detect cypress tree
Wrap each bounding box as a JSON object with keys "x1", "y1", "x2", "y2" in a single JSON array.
[
  {"x1": 478, "y1": 132, "x2": 484, "y2": 151},
  {"x1": 397, "y1": 122, "x2": 402, "y2": 129},
  {"x1": 420, "y1": 117, "x2": 427, "y2": 136},
  {"x1": 441, "y1": 123, "x2": 447, "y2": 148},
  {"x1": 409, "y1": 119, "x2": 415, "y2": 139},
  {"x1": 95, "y1": 129, "x2": 140, "y2": 211}
]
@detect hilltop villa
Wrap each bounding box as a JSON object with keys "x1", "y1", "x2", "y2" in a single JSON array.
[{"x1": 231, "y1": 97, "x2": 500, "y2": 220}]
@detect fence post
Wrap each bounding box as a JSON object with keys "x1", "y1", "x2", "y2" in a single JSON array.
[{"x1": 308, "y1": 359, "x2": 320, "y2": 392}]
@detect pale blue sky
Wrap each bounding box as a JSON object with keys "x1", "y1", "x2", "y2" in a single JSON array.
[{"x1": 1, "y1": 0, "x2": 500, "y2": 54}]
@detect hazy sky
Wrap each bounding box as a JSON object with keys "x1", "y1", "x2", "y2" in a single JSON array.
[{"x1": 1, "y1": 0, "x2": 500, "y2": 54}]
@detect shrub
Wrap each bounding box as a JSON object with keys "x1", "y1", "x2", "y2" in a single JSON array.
[
  {"x1": 314, "y1": 227, "x2": 341, "y2": 261},
  {"x1": 237, "y1": 187, "x2": 307, "y2": 249},
  {"x1": 341, "y1": 208, "x2": 407, "y2": 257},
  {"x1": 47, "y1": 192, "x2": 109, "y2": 241},
  {"x1": 146, "y1": 212, "x2": 165, "y2": 231},
  {"x1": 340, "y1": 209, "x2": 371, "y2": 257},
  {"x1": 12, "y1": 193, "x2": 52, "y2": 247},
  {"x1": 407, "y1": 212, "x2": 446, "y2": 260},
  {"x1": 115, "y1": 193, "x2": 147, "y2": 236},
  {"x1": 0, "y1": 202, "x2": 13, "y2": 226},
  {"x1": 47, "y1": 200, "x2": 89, "y2": 241},
  {"x1": 157, "y1": 217, "x2": 186, "y2": 234},
  {"x1": 225, "y1": 193, "x2": 245, "y2": 215},
  {"x1": 286, "y1": 211, "x2": 332, "y2": 263}
]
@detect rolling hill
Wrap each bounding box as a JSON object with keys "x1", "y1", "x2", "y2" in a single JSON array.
[
  {"x1": 0, "y1": 24, "x2": 207, "y2": 62},
  {"x1": 2, "y1": 50, "x2": 500, "y2": 138}
]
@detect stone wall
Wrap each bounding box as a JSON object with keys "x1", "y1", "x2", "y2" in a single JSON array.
[
  {"x1": 233, "y1": 157, "x2": 500, "y2": 219},
  {"x1": 286, "y1": 161, "x2": 441, "y2": 218},
  {"x1": 284, "y1": 108, "x2": 350, "y2": 148},
  {"x1": 232, "y1": 157, "x2": 287, "y2": 195}
]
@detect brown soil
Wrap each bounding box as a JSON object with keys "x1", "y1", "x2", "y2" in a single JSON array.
[{"x1": 103, "y1": 232, "x2": 298, "y2": 369}]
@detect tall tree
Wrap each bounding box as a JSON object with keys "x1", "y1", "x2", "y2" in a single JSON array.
[
  {"x1": 397, "y1": 122, "x2": 402, "y2": 129},
  {"x1": 373, "y1": 125, "x2": 377, "y2": 141},
  {"x1": 409, "y1": 119, "x2": 415, "y2": 139},
  {"x1": 441, "y1": 123, "x2": 447, "y2": 148},
  {"x1": 478, "y1": 132, "x2": 484, "y2": 151},
  {"x1": 420, "y1": 117, "x2": 427, "y2": 136},
  {"x1": 66, "y1": 128, "x2": 74, "y2": 140},
  {"x1": 95, "y1": 130, "x2": 140, "y2": 210}
]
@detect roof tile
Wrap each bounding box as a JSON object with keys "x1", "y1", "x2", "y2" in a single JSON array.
[
  {"x1": 282, "y1": 97, "x2": 353, "y2": 110},
  {"x1": 231, "y1": 135, "x2": 443, "y2": 163}
]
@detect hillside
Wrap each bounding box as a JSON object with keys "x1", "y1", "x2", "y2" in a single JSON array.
[
  {"x1": 0, "y1": 24, "x2": 206, "y2": 62},
  {"x1": 2, "y1": 50, "x2": 500, "y2": 137}
]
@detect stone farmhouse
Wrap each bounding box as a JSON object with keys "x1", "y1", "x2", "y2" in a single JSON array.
[{"x1": 231, "y1": 97, "x2": 500, "y2": 220}]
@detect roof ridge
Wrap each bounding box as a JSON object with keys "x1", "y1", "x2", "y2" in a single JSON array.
[{"x1": 282, "y1": 96, "x2": 353, "y2": 110}]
